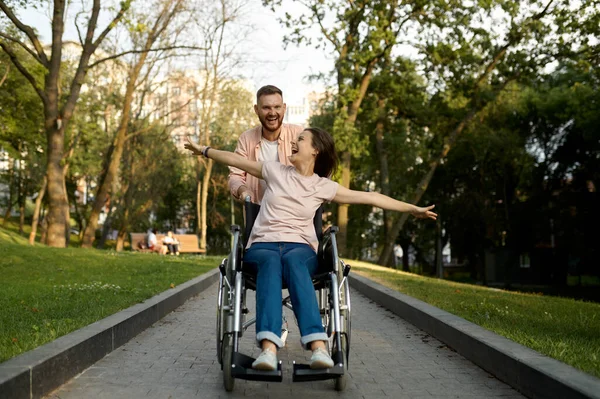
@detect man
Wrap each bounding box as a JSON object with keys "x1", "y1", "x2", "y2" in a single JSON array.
[
  {"x1": 228, "y1": 85, "x2": 303, "y2": 345},
  {"x1": 228, "y1": 85, "x2": 304, "y2": 204}
]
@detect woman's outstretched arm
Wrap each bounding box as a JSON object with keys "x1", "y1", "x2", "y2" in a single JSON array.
[
  {"x1": 332, "y1": 185, "x2": 437, "y2": 220},
  {"x1": 184, "y1": 136, "x2": 263, "y2": 179}
]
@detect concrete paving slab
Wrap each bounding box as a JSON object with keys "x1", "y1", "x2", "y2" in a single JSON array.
[{"x1": 45, "y1": 284, "x2": 524, "y2": 399}]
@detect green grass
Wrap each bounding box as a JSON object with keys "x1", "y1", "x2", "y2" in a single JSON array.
[
  {"x1": 0, "y1": 226, "x2": 219, "y2": 363},
  {"x1": 348, "y1": 260, "x2": 600, "y2": 379}
]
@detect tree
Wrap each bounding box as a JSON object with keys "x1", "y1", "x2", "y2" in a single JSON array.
[
  {"x1": 377, "y1": 0, "x2": 595, "y2": 266},
  {"x1": 0, "y1": 47, "x2": 45, "y2": 235},
  {"x1": 0, "y1": 0, "x2": 131, "y2": 246},
  {"x1": 263, "y1": 0, "x2": 428, "y2": 254},
  {"x1": 112, "y1": 122, "x2": 187, "y2": 251},
  {"x1": 191, "y1": 0, "x2": 251, "y2": 251},
  {"x1": 81, "y1": 0, "x2": 203, "y2": 247}
]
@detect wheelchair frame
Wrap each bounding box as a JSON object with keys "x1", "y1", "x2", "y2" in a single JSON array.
[{"x1": 215, "y1": 202, "x2": 352, "y2": 392}]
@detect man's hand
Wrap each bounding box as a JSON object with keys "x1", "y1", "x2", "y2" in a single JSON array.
[
  {"x1": 237, "y1": 185, "x2": 252, "y2": 202},
  {"x1": 184, "y1": 136, "x2": 204, "y2": 156},
  {"x1": 410, "y1": 205, "x2": 437, "y2": 220}
]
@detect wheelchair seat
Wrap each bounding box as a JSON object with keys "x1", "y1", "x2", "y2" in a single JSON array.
[{"x1": 240, "y1": 201, "x2": 334, "y2": 290}]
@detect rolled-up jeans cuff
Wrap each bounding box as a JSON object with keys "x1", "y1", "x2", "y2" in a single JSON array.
[
  {"x1": 301, "y1": 333, "x2": 328, "y2": 350},
  {"x1": 256, "y1": 331, "x2": 284, "y2": 349}
]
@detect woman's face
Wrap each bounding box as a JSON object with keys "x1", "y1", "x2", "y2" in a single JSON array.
[{"x1": 290, "y1": 131, "x2": 317, "y2": 165}]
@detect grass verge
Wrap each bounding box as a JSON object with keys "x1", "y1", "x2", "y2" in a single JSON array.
[
  {"x1": 0, "y1": 226, "x2": 218, "y2": 363},
  {"x1": 349, "y1": 260, "x2": 600, "y2": 379}
]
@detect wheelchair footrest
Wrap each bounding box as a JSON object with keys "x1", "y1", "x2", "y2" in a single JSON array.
[
  {"x1": 292, "y1": 361, "x2": 344, "y2": 382},
  {"x1": 231, "y1": 352, "x2": 283, "y2": 382}
]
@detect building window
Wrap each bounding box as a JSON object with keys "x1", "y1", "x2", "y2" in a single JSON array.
[{"x1": 172, "y1": 87, "x2": 181, "y2": 96}]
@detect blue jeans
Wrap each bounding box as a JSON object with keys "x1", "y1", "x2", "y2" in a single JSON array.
[{"x1": 244, "y1": 242, "x2": 327, "y2": 349}]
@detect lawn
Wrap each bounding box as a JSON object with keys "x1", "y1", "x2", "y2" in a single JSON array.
[
  {"x1": 349, "y1": 260, "x2": 600, "y2": 379},
  {"x1": 0, "y1": 226, "x2": 219, "y2": 363}
]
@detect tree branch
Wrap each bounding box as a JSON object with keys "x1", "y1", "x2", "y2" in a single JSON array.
[
  {"x1": 91, "y1": 0, "x2": 131, "y2": 49},
  {"x1": 0, "y1": 0, "x2": 49, "y2": 66},
  {"x1": 0, "y1": 32, "x2": 45, "y2": 65},
  {"x1": 0, "y1": 61, "x2": 9, "y2": 87},
  {"x1": 0, "y1": 42, "x2": 47, "y2": 106},
  {"x1": 87, "y1": 45, "x2": 208, "y2": 69}
]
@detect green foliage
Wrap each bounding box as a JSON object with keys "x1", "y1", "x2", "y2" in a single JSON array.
[
  {"x1": 354, "y1": 262, "x2": 600, "y2": 378},
  {"x1": 0, "y1": 225, "x2": 216, "y2": 362},
  {"x1": 0, "y1": 50, "x2": 46, "y2": 214}
]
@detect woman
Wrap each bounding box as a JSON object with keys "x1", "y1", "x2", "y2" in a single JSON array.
[
  {"x1": 162, "y1": 231, "x2": 180, "y2": 255},
  {"x1": 185, "y1": 128, "x2": 437, "y2": 371}
]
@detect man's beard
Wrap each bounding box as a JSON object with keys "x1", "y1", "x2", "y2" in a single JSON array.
[{"x1": 259, "y1": 114, "x2": 283, "y2": 133}]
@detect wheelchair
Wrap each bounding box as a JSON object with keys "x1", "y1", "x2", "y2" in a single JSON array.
[{"x1": 215, "y1": 199, "x2": 352, "y2": 392}]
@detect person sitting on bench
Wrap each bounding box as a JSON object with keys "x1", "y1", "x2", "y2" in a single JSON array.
[
  {"x1": 162, "y1": 231, "x2": 180, "y2": 255},
  {"x1": 185, "y1": 128, "x2": 437, "y2": 371}
]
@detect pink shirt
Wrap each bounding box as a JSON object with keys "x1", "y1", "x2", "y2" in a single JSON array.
[
  {"x1": 246, "y1": 162, "x2": 339, "y2": 252},
  {"x1": 228, "y1": 124, "x2": 304, "y2": 203}
]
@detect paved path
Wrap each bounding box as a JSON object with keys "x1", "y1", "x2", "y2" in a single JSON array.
[{"x1": 46, "y1": 284, "x2": 525, "y2": 399}]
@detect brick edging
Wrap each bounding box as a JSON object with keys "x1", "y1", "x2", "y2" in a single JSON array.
[
  {"x1": 349, "y1": 273, "x2": 600, "y2": 399},
  {"x1": 0, "y1": 267, "x2": 220, "y2": 399}
]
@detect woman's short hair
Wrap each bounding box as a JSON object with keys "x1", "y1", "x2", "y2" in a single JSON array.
[{"x1": 305, "y1": 127, "x2": 338, "y2": 178}]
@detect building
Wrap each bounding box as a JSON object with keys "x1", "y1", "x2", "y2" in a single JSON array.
[{"x1": 284, "y1": 90, "x2": 329, "y2": 126}]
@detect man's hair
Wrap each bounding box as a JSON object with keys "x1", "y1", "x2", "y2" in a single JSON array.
[
  {"x1": 304, "y1": 127, "x2": 338, "y2": 178},
  {"x1": 256, "y1": 85, "x2": 283, "y2": 102}
]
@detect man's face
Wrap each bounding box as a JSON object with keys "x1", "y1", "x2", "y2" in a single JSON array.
[{"x1": 254, "y1": 93, "x2": 286, "y2": 134}]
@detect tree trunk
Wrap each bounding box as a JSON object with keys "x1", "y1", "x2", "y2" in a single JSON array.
[
  {"x1": 18, "y1": 202, "x2": 25, "y2": 235},
  {"x1": 200, "y1": 159, "x2": 213, "y2": 250},
  {"x1": 29, "y1": 176, "x2": 47, "y2": 244},
  {"x1": 2, "y1": 158, "x2": 16, "y2": 226},
  {"x1": 82, "y1": 61, "x2": 146, "y2": 248},
  {"x1": 40, "y1": 212, "x2": 48, "y2": 244},
  {"x1": 336, "y1": 151, "x2": 351, "y2": 256},
  {"x1": 45, "y1": 123, "x2": 69, "y2": 247},
  {"x1": 196, "y1": 179, "x2": 202, "y2": 236},
  {"x1": 17, "y1": 152, "x2": 26, "y2": 234},
  {"x1": 374, "y1": 98, "x2": 393, "y2": 265},
  {"x1": 116, "y1": 229, "x2": 127, "y2": 252},
  {"x1": 97, "y1": 211, "x2": 113, "y2": 249}
]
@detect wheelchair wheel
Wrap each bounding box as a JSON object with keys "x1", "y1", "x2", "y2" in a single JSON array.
[
  {"x1": 216, "y1": 262, "x2": 229, "y2": 364},
  {"x1": 222, "y1": 333, "x2": 235, "y2": 391},
  {"x1": 216, "y1": 275, "x2": 226, "y2": 364}
]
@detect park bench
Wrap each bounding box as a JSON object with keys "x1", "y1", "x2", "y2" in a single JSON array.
[{"x1": 130, "y1": 232, "x2": 206, "y2": 254}]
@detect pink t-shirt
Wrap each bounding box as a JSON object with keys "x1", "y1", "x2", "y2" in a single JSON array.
[{"x1": 246, "y1": 161, "x2": 339, "y2": 252}]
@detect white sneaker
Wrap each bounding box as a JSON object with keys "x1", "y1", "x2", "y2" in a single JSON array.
[
  {"x1": 252, "y1": 349, "x2": 277, "y2": 371},
  {"x1": 310, "y1": 347, "x2": 334, "y2": 369}
]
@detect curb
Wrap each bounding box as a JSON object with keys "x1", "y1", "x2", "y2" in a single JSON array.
[
  {"x1": 349, "y1": 273, "x2": 600, "y2": 399},
  {"x1": 0, "y1": 268, "x2": 220, "y2": 399}
]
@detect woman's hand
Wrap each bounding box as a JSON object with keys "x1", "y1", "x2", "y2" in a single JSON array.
[
  {"x1": 184, "y1": 136, "x2": 205, "y2": 156},
  {"x1": 410, "y1": 205, "x2": 437, "y2": 220}
]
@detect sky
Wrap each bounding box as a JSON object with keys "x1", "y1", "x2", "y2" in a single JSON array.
[
  {"x1": 14, "y1": 0, "x2": 334, "y2": 106},
  {"x1": 239, "y1": 1, "x2": 333, "y2": 104}
]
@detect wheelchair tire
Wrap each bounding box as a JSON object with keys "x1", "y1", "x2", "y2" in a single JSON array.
[
  {"x1": 222, "y1": 333, "x2": 235, "y2": 391},
  {"x1": 216, "y1": 271, "x2": 228, "y2": 365},
  {"x1": 334, "y1": 334, "x2": 348, "y2": 391}
]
